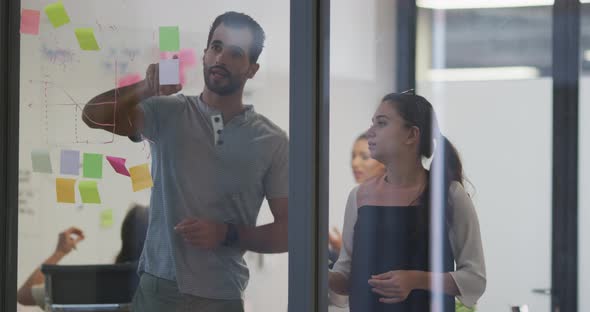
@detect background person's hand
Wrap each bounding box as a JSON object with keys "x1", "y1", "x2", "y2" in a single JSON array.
[
  {"x1": 328, "y1": 227, "x2": 342, "y2": 254},
  {"x1": 55, "y1": 227, "x2": 85, "y2": 256},
  {"x1": 175, "y1": 218, "x2": 228, "y2": 250},
  {"x1": 144, "y1": 55, "x2": 183, "y2": 96}
]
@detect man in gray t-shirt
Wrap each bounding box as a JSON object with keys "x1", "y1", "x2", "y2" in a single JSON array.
[{"x1": 82, "y1": 12, "x2": 288, "y2": 312}]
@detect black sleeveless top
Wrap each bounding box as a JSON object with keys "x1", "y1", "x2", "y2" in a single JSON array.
[{"x1": 349, "y1": 205, "x2": 455, "y2": 312}]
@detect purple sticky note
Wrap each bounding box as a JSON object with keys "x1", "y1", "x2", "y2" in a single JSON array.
[
  {"x1": 21, "y1": 9, "x2": 41, "y2": 35},
  {"x1": 106, "y1": 156, "x2": 130, "y2": 176},
  {"x1": 60, "y1": 149, "x2": 80, "y2": 175}
]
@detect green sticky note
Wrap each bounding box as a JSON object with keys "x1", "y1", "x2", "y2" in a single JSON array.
[
  {"x1": 44, "y1": 2, "x2": 70, "y2": 28},
  {"x1": 159, "y1": 26, "x2": 180, "y2": 52},
  {"x1": 75, "y1": 28, "x2": 100, "y2": 51},
  {"x1": 31, "y1": 149, "x2": 53, "y2": 173},
  {"x1": 83, "y1": 153, "x2": 103, "y2": 178},
  {"x1": 78, "y1": 180, "x2": 101, "y2": 204},
  {"x1": 100, "y1": 208, "x2": 114, "y2": 228},
  {"x1": 455, "y1": 300, "x2": 476, "y2": 312}
]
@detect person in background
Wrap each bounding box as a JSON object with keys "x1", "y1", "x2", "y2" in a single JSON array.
[
  {"x1": 17, "y1": 204, "x2": 149, "y2": 308},
  {"x1": 328, "y1": 134, "x2": 385, "y2": 309},
  {"x1": 329, "y1": 133, "x2": 386, "y2": 264}
]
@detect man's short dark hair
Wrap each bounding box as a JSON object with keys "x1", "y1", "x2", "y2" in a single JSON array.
[{"x1": 207, "y1": 11, "x2": 266, "y2": 64}]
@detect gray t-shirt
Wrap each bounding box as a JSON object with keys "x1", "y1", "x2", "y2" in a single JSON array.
[{"x1": 136, "y1": 94, "x2": 289, "y2": 300}]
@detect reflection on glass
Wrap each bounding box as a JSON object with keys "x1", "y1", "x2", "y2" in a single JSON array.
[
  {"x1": 328, "y1": 134, "x2": 386, "y2": 308},
  {"x1": 18, "y1": 2, "x2": 289, "y2": 311}
]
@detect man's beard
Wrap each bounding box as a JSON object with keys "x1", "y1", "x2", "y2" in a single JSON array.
[{"x1": 203, "y1": 66, "x2": 242, "y2": 96}]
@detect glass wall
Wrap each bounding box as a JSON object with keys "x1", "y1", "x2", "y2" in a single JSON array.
[
  {"x1": 12, "y1": 1, "x2": 587, "y2": 312},
  {"x1": 417, "y1": 3, "x2": 553, "y2": 312},
  {"x1": 328, "y1": 1, "x2": 395, "y2": 310},
  {"x1": 17, "y1": 0, "x2": 289, "y2": 311}
]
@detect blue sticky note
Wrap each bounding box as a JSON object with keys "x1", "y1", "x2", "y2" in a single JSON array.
[
  {"x1": 31, "y1": 149, "x2": 52, "y2": 173},
  {"x1": 60, "y1": 150, "x2": 80, "y2": 175}
]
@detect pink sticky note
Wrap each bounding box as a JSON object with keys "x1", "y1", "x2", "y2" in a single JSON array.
[
  {"x1": 21, "y1": 9, "x2": 41, "y2": 35},
  {"x1": 159, "y1": 51, "x2": 174, "y2": 60},
  {"x1": 106, "y1": 156, "x2": 130, "y2": 176},
  {"x1": 179, "y1": 48, "x2": 197, "y2": 66},
  {"x1": 179, "y1": 49, "x2": 197, "y2": 85},
  {"x1": 118, "y1": 73, "x2": 142, "y2": 88}
]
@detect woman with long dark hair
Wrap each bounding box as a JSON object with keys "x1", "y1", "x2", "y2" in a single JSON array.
[
  {"x1": 328, "y1": 92, "x2": 486, "y2": 311},
  {"x1": 116, "y1": 204, "x2": 149, "y2": 263}
]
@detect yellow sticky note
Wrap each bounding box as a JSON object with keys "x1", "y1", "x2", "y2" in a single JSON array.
[
  {"x1": 56, "y1": 178, "x2": 76, "y2": 203},
  {"x1": 78, "y1": 180, "x2": 101, "y2": 204},
  {"x1": 100, "y1": 209, "x2": 114, "y2": 228},
  {"x1": 75, "y1": 28, "x2": 100, "y2": 51},
  {"x1": 129, "y1": 163, "x2": 153, "y2": 192},
  {"x1": 44, "y1": 2, "x2": 70, "y2": 28}
]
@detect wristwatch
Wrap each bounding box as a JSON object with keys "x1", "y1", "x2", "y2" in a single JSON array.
[{"x1": 222, "y1": 223, "x2": 239, "y2": 247}]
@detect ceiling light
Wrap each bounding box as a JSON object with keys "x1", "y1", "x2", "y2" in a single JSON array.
[{"x1": 427, "y1": 66, "x2": 540, "y2": 81}]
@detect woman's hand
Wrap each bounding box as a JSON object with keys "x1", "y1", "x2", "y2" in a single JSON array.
[
  {"x1": 368, "y1": 270, "x2": 423, "y2": 304},
  {"x1": 329, "y1": 271, "x2": 350, "y2": 296},
  {"x1": 54, "y1": 227, "x2": 85, "y2": 256},
  {"x1": 328, "y1": 227, "x2": 342, "y2": 254}
]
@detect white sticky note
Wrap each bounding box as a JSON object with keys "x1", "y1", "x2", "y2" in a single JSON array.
[{"x1": 159, "y1": 59, "x2": 180, "y2": 85}]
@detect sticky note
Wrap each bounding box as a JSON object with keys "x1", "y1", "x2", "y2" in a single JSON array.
[
  {"x1": 106, "y1": 156, "x2": 130, "y2": 176},
  {"x1": 159, "y1": 59, "x2": 180, "y2": 85},
  {"x1": 31, "y1": 149, "x2": 52, "y2": 173},
  {"x1": 83, "y1": 153, "x2": 103, "y2": 178},
  {"x1": 74, "y1": 28, "x2": 100, "y2": 51},
  {"x1": 44, "y1": 2, "x2": 70, "y2": 28},
  {"x1": 56, "y1": 178, "x2": 76, "y2": 203},
  {"x1": 159, "y1": 26, "x2": 180, "y2": 52},
  {"x1": 78, "y1": 180, "x2": 101, "y2": 204},
  {"x1": 100, "y1": 209, "x2": 114, "y2": 228},
  {"x1": 21, "y1": 9, "x2": 41, "y2": 35},
  {"x1": 129, "y1": 163, "x2": 153, "y2": 192},
  {"x1": 179, "y1": 48, "x2": 197, "y2": 66},
  {"x1": 179, "y1": 48, "x2": 197, "y2": 84},
  {"x1": 60, "y1": 150, "x2": 80, "y2": 175}
]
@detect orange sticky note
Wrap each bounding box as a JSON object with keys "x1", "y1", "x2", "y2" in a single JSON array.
[
  {"x1": 56, "y1": 178, "x2": 76, "y2": 203},
  {"x1": 129, "y1": 163, "x2": 153, "y2": 192},
  {"x1": 21, "y1": 9, "x2": 41, "y2": 35}
]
